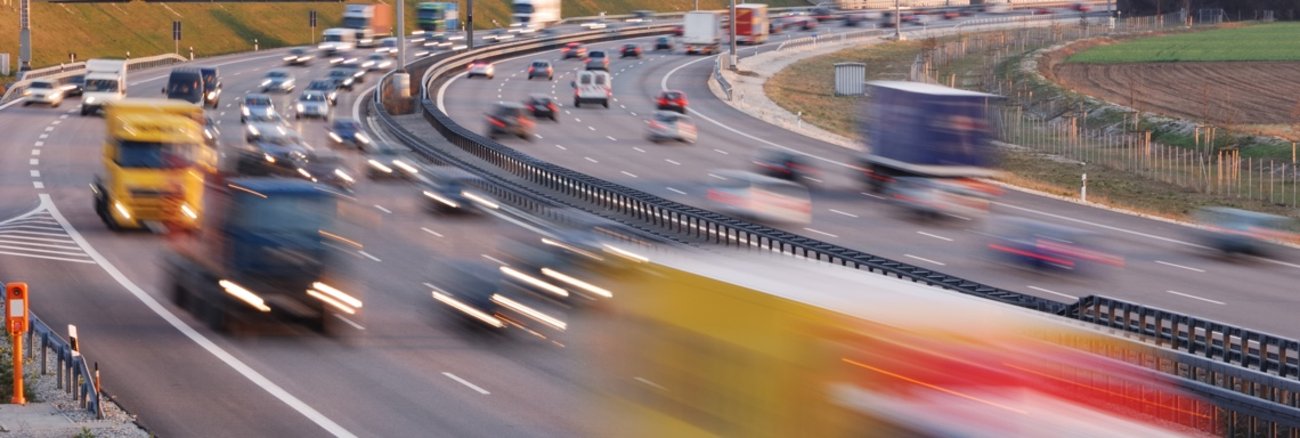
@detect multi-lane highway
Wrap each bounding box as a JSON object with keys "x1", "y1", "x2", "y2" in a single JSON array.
[
  {"x1": 0, "y1": 46, "x2": 602, "y2": 436},
  {"x1": 438, "y1": 13, "x2": 1300, "y2": 339}
]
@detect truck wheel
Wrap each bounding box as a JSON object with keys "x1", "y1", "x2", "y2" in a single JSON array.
[
  {"x1": 101, "y1": 197, "x2": 122, "y2": 231},
  {"x1": 80, "y1": 107, "x2": 89, "y2": 116},
  {"x1": 602, "y1": 99, "x2": 609, "y2": 108},
  {"x1": 573, "y1": 99, "x2": 580, "y2": 108},
  {"x1": 171, "y1": 283, "x2": 190, "y2": 308}
]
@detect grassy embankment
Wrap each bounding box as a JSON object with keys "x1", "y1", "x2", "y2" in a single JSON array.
[{"x1": 1067, "y1": 22, "x2": 1300, "y2": 63}]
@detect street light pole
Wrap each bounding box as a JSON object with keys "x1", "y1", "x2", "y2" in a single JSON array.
[
  {"x1": 893, "y1": 0, "x2": 902, "y2": 41},
  {"x1": 393, "y1": 0, "x2": 412, "y2": 101},
  {"x1": 466, "y1": 0, "x2": 474, "y2": 49},
  {"x1": 18, "y1": 0, "x2": 31, "y2": 72},
  {"x1": 728, "y1": 0, "x2": 737, "y2": 67}
]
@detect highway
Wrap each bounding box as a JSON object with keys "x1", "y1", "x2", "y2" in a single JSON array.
[
  {"x1": 437, "y1": 13, "x2": 1300, "y2": 339},
  {"x1": 0, "y1": 46, "x2": 597, "y2": 436}
]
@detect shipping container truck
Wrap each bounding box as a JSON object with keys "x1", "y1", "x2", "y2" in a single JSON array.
[
  {"x1": 735, "y1": 4, "x2": 770, "y2": 45},
  {"x1": 683, "y1": 11, "x2": 722, "y2": 55},
  {"x1": 343, "y1": 3, "x2": 394, "y2": 48}
]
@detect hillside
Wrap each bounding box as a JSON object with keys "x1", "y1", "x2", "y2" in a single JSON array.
[{"x1": 0, "y1": 0, "x2": 808, "y2": 71}]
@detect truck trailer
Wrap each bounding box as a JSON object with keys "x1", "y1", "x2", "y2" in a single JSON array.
[
  {"x1": 512, "y1": 0, "x2": 561, "y2": 28},
  {"x1": 417, "y1": 2, "x2": 460, "y2": 32},
  {"x1": 343, "y1": 3, "x2": 394, "y2": 48},
  {"x1": 735, "y1": 4, "x2": 770, "y2": 45},
  {"x1": 683, "y1": 11, "x2": 722, "y2": 55}
]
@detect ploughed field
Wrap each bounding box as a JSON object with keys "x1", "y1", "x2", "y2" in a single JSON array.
[{"x1": 1052, "y1": 61, "x2": 1300, "y2": 125}]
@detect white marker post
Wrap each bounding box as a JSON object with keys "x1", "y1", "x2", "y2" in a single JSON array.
[{"x1": 1080, "y1": 162, "x2": 1088, "y2": 202}]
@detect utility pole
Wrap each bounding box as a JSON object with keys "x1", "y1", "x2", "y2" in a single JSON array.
[
  {"x1": 394, "y1": 0, "x2": 410, "y2": 99},
  {"x1": 18, "y1": 0, "x2": 31, "y2": 72},
  {"x1": 466, "y1": 0, "x2": 474, "y2": 49},
  {"x1": 893, "y1": 0, "x2": 902, "y2": 41},
  {"x1": 728, "y1": 0, "x2": 737, "y2": 67}
]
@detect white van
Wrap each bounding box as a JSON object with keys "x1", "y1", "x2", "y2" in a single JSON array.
[
  {"x1": 572, "y1": 70, "x2": 612, "y2": 108},
  {"x1": 705, "y1": 170, "x2": 812, "y2": 225},
  {"x1": 320, "y1": 28, "x2": 356, "y2": 55}
]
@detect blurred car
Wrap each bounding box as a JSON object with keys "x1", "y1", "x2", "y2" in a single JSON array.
[
  {"x1": 1071, "y1": 3, "x2": 1092, "y2": 12},
  {"x1": 844, "y1": 13, "x2": 869, "y2": 26},
  {"x1": 338, "y1": 62, "x2": 366, "y2": 83},
  {"x1": 942, "y1": 10, "x2": 960, "y2": 19},
  {"x1": 484, "y1": 102, "x2": 535, "y2": 140},
  {"x1": 645, "y1": 111, "x2": 697, "y2": 144},
  {"x1": 294, "y1": 91, "x2": 331, "y2": 120},
  {"x1": 244, "y1": 121, "x2": 292, "y2": 143},
  {"x1": 377, "y1": 37, "x2": 399, "y2": 55},
  {"x1": 327, "y1": 118, "x2": 371, "y2": 149},
  {"x1": 706, "y1": 170, "x2": 812, "y2": 224},
  {"x1": 362, "y1": 53, "x2": 393, "y2": 71},
  {"x1": 573, "y1": 70, "x2": 612, "y2": 108},
  {"x1": 420, "y1": 167, "x2": 493, "y2": 214},
  {"x1": 1033, "y1": 7, "x2": 1053, "y2": 15},
  {"x1": 199, "y1": 66, "x2": 222, "y2": 109},
  {"x1": 261, "y1": 69, "x2": 296, "y2": 93},
  {"x1": 326, "y1": 69, "x2": 356, "y2": 91},
  {"x1": 243, "y1": 127, "x2": 312, "y2": 175},
  {"x1": 527, "y1": 60, "x2": 553, "y2": 80},
  {"x1": 239, "y1": 93, "x2": 276, "y2": 124},
  {"x1": 284, "y1": 48, "x2": 314, "y2": 66},
  {"x1": 811, "y1": 5, "x2": 835, "y2": 21},
  {"x1": 62, "y1": 75, "x2": 85, "y2": 97},
  {"x1": 562, "y1": 42, "x2": 588, "y2": 59},
  {"x1": 524, "y1": 95, "x2": 559, "y2": 121},
  {"x1": 22, "y1": 79, "x2": 64, "y2": 107},
  {"x1": 306, "y1": 79, "x2": 340, "y2": 106},
  {"x1": 467, "y1": 59, "x2": 495, "y2": 79},
  {"x1": 654, "y1": 36, "x2": 674, "y2": 51},
  {"x1": 620, "y1": 43, "x2": 642, "y2": 59},
  {"x1": 298, "y1": 150, "x2": 355, "y2": 192},
  {"x1": 753, "y1": 149, "x2": 818, "y2": 183},
  {"x1": 364, "y1": 141, "x2": 421, "y2": 180},
  {"x1": 887, "y1": 177, "x2": 999, "y2": 220},
  {"x1": 672, "y1": 25, "x2": 683, "y2": 36},
  {"x1": 202, "y1": 116, "x2": 220, "y2": 147},
  {"x1": 656, "y1": 90, "x2": 688, "y2": 113},
  {"x1": 430, "y1": 262, "x2": 508, "y2": 331},
  {"x1": 585, "y1": 50, "x2": 610, "y2": 71},
  {"x1": 987, "y1": 217, "x2": 1125, "y2": 272},
  {"x1": 1192, "y1": 207, "x2": 1293, "y2": 256}
]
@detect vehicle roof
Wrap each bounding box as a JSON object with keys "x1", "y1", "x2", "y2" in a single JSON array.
[
  {"x1": 169, "y1": 67, "x2": 202, "y2": 75},
  {"x1": 868, "y1": 80, "x2": 1002, "y2": 98},
  {"x1": 301, "y1": 90, "x2": 327, "y2": 97},
  {"x1": 110, "y1": 113, "x2": 202, "y2": 141},
  {"x1": 226, "y1": 178, "x2": 332, "y2": 197},
  {"x1": 106, "y1": 98, "x2": 204, "y2": 121},
  {"x1": 492, "y1": 102, "x2": 526, "y2": 109}
]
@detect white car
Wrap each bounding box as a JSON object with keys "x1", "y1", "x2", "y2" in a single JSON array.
[
  {"x1": 261, "y1": 69, "x2": 296, "y2": 93},
  {"x1": 295, "y1": 91, "x2": 331, "y2": 120},
  {"x1": 23, "y1": 79, "x2": 64, "y2": 107},
  {"x1": 363, "y1": 54, "x2": 393, "y2": 72},
  {"x1": 572, "y1": 70, "x2": 611, "y2": 108},
  {"x1": 705, "y1": 170, "x2": 812, "y2": 225},
  {"x1": 467, "y1": 60, "x2": 495, "y2": 79}
]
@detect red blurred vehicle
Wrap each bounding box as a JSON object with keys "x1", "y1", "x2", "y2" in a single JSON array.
[
  {"x1": 672, "y1": 25, "x2": 684, "y2": 36},
  {"x1": 523, "y1": 94, "x2": 558, "y2": 122},
  {"x1": 484, "y1": 102, "x2": 535, "y2": 140},
  {"x1": 1071, "y1": 3, "x2": 1092, "y2": 12},
  {"x1": 562, "y1": 42, "x2": 588, "y2": 60},
  {"x1": 620, "y1": 43, "x2": 643, "y2": 59},
  {"x1": 1033, "y1": 8, "x2": 1053, "y2": 15},
  {"x1": 942, "y1": 10, "x2": 960, "y2": 20},
  {"x1": 656, "y1": 90, "x2": 688, "y2": 113}
]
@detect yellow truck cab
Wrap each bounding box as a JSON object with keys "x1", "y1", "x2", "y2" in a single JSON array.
[{"x1": 93, "y1": 98, "x2": 210, "y2": 231}]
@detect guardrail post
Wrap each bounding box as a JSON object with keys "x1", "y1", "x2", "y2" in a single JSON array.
[{"x1": 39, "y1": 333, "x2": 46, "y2": 374}]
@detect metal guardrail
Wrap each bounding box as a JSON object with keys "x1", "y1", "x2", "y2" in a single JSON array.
[
  {"x1": 25, "y1": 314, "x2": 102, "y2": 417},
  {"x1": 713, "y1": 57, "x2": 732, "y2": 101},
  {"x1": 1, "y1": 53, "x2": 187, "y2": 104}
]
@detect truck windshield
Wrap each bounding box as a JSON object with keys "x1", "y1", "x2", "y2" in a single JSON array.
[
  {"x1": 513, "y1": 4, "x2": 534, "y2": 14},
  {"x1": 233, "y1": 197, "x2": 335, "y2": 233},
  {"x1": 116, "y1": 141, "x2": 195, "y2": 169},
  {"x1": 84, "y1": 79, "x2": 118, "y2": 93},
  {"x1": 342, "y1": 17, "x2": 368, "y2": 28},
  {"x1": 323, "y1": 34, "x2": 344, "y2": 42}
]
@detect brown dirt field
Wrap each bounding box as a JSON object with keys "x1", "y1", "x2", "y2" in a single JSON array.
[{"x1": 1053, "y1": 61, "x2": 1300, "y2": 126}]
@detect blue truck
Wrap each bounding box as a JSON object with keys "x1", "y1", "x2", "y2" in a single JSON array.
[
  {"x1": 163, "y1": 177, "x2": 361, "y2": 335},
  {"x1": 417, "y1": 2, "x2": 459, "y2": 32},
  {"x1": 858, "y1": 81, "x2": 1005, "y2": 218}
]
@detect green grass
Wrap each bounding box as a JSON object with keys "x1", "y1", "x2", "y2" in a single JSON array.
[
  {"x1": 0, "y1": 0, "x2": 808, "y2": 71},
  {"x1": 1067, "y1": 22, "x2": 1300, "y2": 63}
]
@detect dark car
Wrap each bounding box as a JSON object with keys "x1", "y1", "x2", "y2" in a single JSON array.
[
  {"x1": 238, "y1": 126, "x2": 311, "y2": 175},
  {"x1": 63, "y1": 75, "x2": 85, "y2": 97},
  {"x1": 199, "y1": 66, "x2": 222, "y2": 109},
  {"x1": 754, "y1": 149, "x2": 817, "y2": 183},
  {"x1": 163, "y1": 67, "x2": 204, "y2": 104},
  {"x1": 620, "y1": 43, "x2": 642, "y2": 59},
  {"x1": 811, "y1": 5, "x2": 835, "y2": 21},
  {"x1": 562, "y1": 42, "x2": 588, "y2": 59},
  {"x1": 202, "y1": 116, "x2": 220, "y2": 147},
  {"x1": 645, "y1": 111, "x2": 697, "y2": 144},
  {"x1": 338, "y1": 62, "x2": 366, "y2": 84},
  {"x1": 484, "y1": 102, "x2": 534, "y2": 140},
  {"x1": 420, "y1": 167, "x2": 492, "y2": 214},
  {"x1": 527, "y1": 60, "x2": 553, "y2": 80},
  {"x1": 284, "y1": 47, "x2": 314, "y2": 66},
  {"x1": 585, "y1": 50, "x2": 610, "y2": 71},
  {"x1": 1192, "y1": 207, "x2": 1293, "y2": 256},
  {"x1": 328, "y1": 118, "x2": 371, "y2": 149},
  {"x1": 672, "y1": 25, "x2": 683, "y2": 36},
  {"x1": 364, "y1": 141, "x2": 421, "y2": 180},
  {"x1": 654, "y1": 36, "x2": 674, "y2": 51},
  {"x1": 987, "y1": 217, "x2": 1125, "y2": 272},
  {"x1": 524, "y1": 94, "x2": 558, "y2": 121},
  {"x1": 299, "y1": 150, "x2": 355, "y2": 192},
  {"x1": 326, "y1": 69, "x2": 356, "y2": 91},
  {"x1": 306, "y1": 79, "x2": 341, "y2": 106},
  {"x1": 656, "y1": 90, "x2": 688, "y2": 113}
]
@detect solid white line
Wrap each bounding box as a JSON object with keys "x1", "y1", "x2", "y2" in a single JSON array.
[
  {"x1": 666, "y1": 187, "x2": 687, "y2": 195},
  {"x1": 554, "y1": 144, "x2": 567, "y2": 150},
  {"x1": 333, "y1": 314, "x2": 366, "y2": 331},
  {"x1": 584, "y1": 156, "x2": 599, "y2": 163},
  {"x1": 904, "y1": 254, "x2": 946, "y2": 266},
  {"x1": 358, "y1": 251, "x2": 382, "y2": 262},
  {"x1": 1028, "y1": 285, "x2": 1077, "y2": 300},
  {"x1": 0, "y1": 234, "x2": 75, "y2": 245},
  {"x1": 621, "y1": 171, "x2": 638, "y2": 178},
  {"x1": 0, "y1": 229, "x2": 66, "y2": 238},
  {"x1": 481, "y1": 254, "x2": 508, "y2": 265},
  {"x1": 829, "y1": 209, "x2": 858, "y2": 218},
  {"x1": 373, "y1": 204, "x2": 392, "y2": 214},
  {"x1": 665, "y1": 159, "x2": 681, "y2": 165},
  {"x1": 0, "y1": 250, "x2": 96, "y2": 264},
  {"x1": 803, "y1": 228, "x2": 838, "y2": 238},
  {"x1": 0, "y1": 224, "x2": 64, "y2": 233},
  {"x1": 442, "y1": 372, "x2": 490, "y2": 395},
  {"x1": 0, "y1": 238, "x2": 83, "y2": 251},
  {"x1": 40, "y1": 194, "x2": 358, "y2": 438},
  {"x1": 1166, "y1": 290, "x2": 1226, "y2": 305},
  {"x1": 916, "y1": 231, "x2": 954, "y2": 242},
  {"x1": 421, "y1": 227, "x2": 444, "y2": 238},
  {"x1": 1155, "y1": 260, "x2": 1205, "y2": 273},
  {"x1": 803, "y1": 176, "x2": 823, "y2": 183}
]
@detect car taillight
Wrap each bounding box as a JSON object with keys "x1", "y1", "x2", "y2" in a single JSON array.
[
  {"x1": 658, "y1": 98, "x2": 667, "y2": 106},
  {"x1": 548, "y1": 103, "x2": 557, "y2": 110},
  {"x1": 528, "y1": 67, "x2": 534, "y2": 73},
  {"x1": 526, "y1": 104, "x2": 535, "y2": 111},
  {"x1": 488, "y1": 117, "x2": 506, "y2": 128},
  {"x1": 648, "y1": 121, "x2": 663, "y2": 129}
]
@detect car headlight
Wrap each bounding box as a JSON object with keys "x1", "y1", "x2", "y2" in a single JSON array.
[
  {"x1": 247, "y1": 126, "x2": 260, "y2": 136},
  {"x1": 261, "y1": 79, "x2": 272, "y2": 86},
  {"x1": 242, "y1": 107, "x2": 251, "y2": 116},
  {"x1": 367, "y1": 159, "x2": 393, "y2": 173},
  {"x1": 84, "y1": 96, "x2": 96, "y2": 104},
  {"x1": 284, "y1": 56, "x2": 296, "y2": 61},
  {"x1": 328, "y1": 132, "x2": 342, "y2": 143},
  {"x1": 355, "y1": 133, "x2": 370, "y2": 143},
  {"x1": 113, "y1": 201, "x2": 132, "y2": 220},
  {"x1": 296, "y1": 104, "x2": 305, "y2": 112},
  {"x1": 22, "y1": 89, "x2": 30, "y2": 96},
  {"x1": 206, "y1": 91, "x2": 217, "y2": 100},
  {"x1": 264, "y1": 153, "x2": 276, "y2": 163},
  {"x1": 334, "y1": 169, "x2": 355, "y2": 183}
]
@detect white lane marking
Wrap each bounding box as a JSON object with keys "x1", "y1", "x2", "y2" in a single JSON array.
[
  {"x1": 59, "y1": 114, "x2": 68, "y2": 120},
  {"x1": 713, "y1": 148, "x2": 729, "y2": 155},
  {"x1": 40, "y1": 194, "x2": 359, "y2": 438},
  {"x1": 565, "y1": 110, "x2": 571, "y2": 115},
  {"x1": 992, "y1": 201, "x2": 1203, "y2": 249},
  {"x1": 0, "y1": 250, "x2": 94, "y2": 264},
  {"x1": 803, "y1": 176, "x2": 823, "y2": 183},
  {"x1": 1155, "y1": 260, "x2": 1205, "y2": 273},
  {"x1": 33, "y1": 142, "x2": 43, "y2": 148},
  {"x1": 481, "y1": 254, "x2": 508, "y2": 265},
  {"x1": 38, "y1": 134, "x2": 48, "y2": 139},
  {"x1": 31, "y1": 150, "x2": 40, "y2": 156},
  {"x1": 916, "y1": 231, "x2": 954, "y2": 242},
  {"x1": 664, "y1": 159, "x2": 681, "y2": 165},
  {"x1": 666, "y1": 187, "x2": 687, "y2": 195},
  {"x1": 948, "y1": 213, "x2": 972, "y2": 221},
  {"x1": 358, "y1": 251, "x2": 382, "y2": 262},
  {"x1": 584, "y1": 156, "x2": 599, "y2": 163},
  {"x1": 1166, "y1": 290, "x2": 1226, "y2": 305},
  {"x1": 0, "y1": 234, "x2": 75, "y2": 245},
  {"x1": 575, "y1": 118, "x2": 582, "y2": 123},
  {"x1": 29, "y1": 159, "x2": 38, "y2": 165},
  {"x1": 421, "y1": 227, "x2": 444, "y2": 238},
  {"x1": 535, "y1": 133, "x2": 544, "y2": 139},
  {"x1": 0, "y1": 238, "x2": 80, "y2": 251},
  {"x1": 0, "y1": 243, "x2": 86, "y2": 257},
  {"x1": 555, "y1": 144, "x2": 567, "y2": 150},
  {"x1": 634, "y1": 376, "x2": 666, "y2": 391},
  {"x1": 51, "y1": 120, "x2": 61, "y2": 125},
  {"x1": 633, "y1": 147, "x2": 646, "y2": 153},
  {"x1": 861, "y1": 192, "x2": 884, "y2": 200},
  {"x1": 829, "y1": 209, "x2": 858, "y2": 218},
  {"x1": 587, "y1": 126, "x2": 596, "y2": 131},
  {"x1": 29, "y1": 170, "x2": 40, "y2": 177},
  {"x1": 621, "y1": 171, "x2": 638, "y2": 178},
  {"x1": 373, "y1": 204, "x2": 392, "y2": 214},
  {"x1": 0, "y1": 229, "x2": 65, "y2": 238},
  {"x1": 606, "y1": 135, "x2": 617, "y2": 141},
  {"x1": 619, "y1": 104, "x2": 626, "y2": 109},
  {"x1": 904, "y1": 254, "x2": 946, "y2": 266},
  {"x1": 333, "y1": 314, "x2": 366, "y2": 331},
  {"x1": 43, "y1": 126, "x2": 53, "y2": 132},
  {"x1": 708, "y1": 173, "x2": 727, "y2": 180},
  {"x1": 630, "y1": 112, "x2": 637, "y2": 116},
  {"x1": 32, "y1": 182, "x2": 44, "y2": 191},
  {"x1": 804, "y1": 228, "x2": 839, "y2": 238},
  {"x1": 1028, "y1": 285, "x2": 1077, "y2": 300},
  {"x1": 442, "y1": 372, "x2": 491, "y2": 395}
]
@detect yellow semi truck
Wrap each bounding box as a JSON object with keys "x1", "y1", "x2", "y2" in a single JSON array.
[{"x1": 92, "y1": 98, "x2": 212, "y2": 231}]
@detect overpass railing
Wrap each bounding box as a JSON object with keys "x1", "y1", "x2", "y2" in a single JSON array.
[{"x1": 2, "y1": 53, "x2": 187, "y2": 104}]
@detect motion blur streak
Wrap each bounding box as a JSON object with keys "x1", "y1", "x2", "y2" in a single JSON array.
[
  {"x1": 841, "y1": 358, "x2": 1028, "y2": 415},
  {"x1": 541, "y1": 268, "x2": 612, "y2": 298},
  {"x1": 432, "y1": 291, "x2": 504, "y2": 328},
  {"x1": 218, "y1": 279, "x2": 271, "y2": 312},
  {"x1": 491, "y1": 294, "x2": 566, "y2": 331},
  {"x1": 500, "y1": 266, "x2": 569, "y2": 298}
]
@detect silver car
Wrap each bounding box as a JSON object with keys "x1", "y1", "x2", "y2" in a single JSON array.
[
  {"x1": 23, "y1": 79, "x2": 64, "y2": 107},
  {"x1": 645, "y1": 111, "x2": 697, "y2": 144},
  {"x1": 363, "y1": 54, "x2": 393, "y2": 71},
  {"x1": 295, "y1": 91, "x2": 331, "y2": 120},
  {"x1": 261, "y1": 69, "x2": 296, "y2": 93}
]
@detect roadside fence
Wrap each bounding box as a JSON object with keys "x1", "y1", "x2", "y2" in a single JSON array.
[
  {"x1": 1, "y1": 299, "x2": 102, "y2": 417},
  {"x1": 1, "y1": 53, "x2": 187, "y2": 104}
]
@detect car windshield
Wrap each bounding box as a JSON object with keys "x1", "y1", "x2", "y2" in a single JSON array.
[
  {"x1": 654, "y1": 112, "x2": 679, "y2": 123},
  {"x1": 532, "y1": 62, "x2": 548, "y2": 67},
  {"x1": 492, "y1": 106, "x2": 521, "y2": 117},
  {"x1": 30, "y1": 82, "x2": 53, "y2": 89},
  {"x1": 245, "y1": 97, "x2": 272, "y2": 107},
  {"x1": 84, "y1": 79, "x2": 118, "y2": 92},
  {"x1": 291, "y1": 48, "x2": 306, "y2": 55},
  {"x1": 116, "y1": 141, "x2": 195, "y2": 169},
  {"x1": 167, "y1": 80, "x2": 203, "y2": 103},
  {"x1": 301, "y1": 93, "x2": 326, "y2": 102},
  {"x1": 590, "y1": 51, "x2": 605, "y2": 58},
  {"x1": 309, "y1": 81, "x2": 331, "y2": 90},
  {"x1": 231, "y1": 195, "x2": 335, "y2": 234},
  {"x1": 369, "y1": 55, "x2": 385, "y2": 60},
  {"x1": 249, "y1": 113, "x2": 283, "y2": 123},
  {"x1": 663, "y1": 92, "x2": 682, "y2": 100},
  {"x1": 332, "y1": 120, "x2": 359, "y2": 131},
  {"x1": 69, "y1": 76, "x2": 85, "y2": 85},
  {"x1": 329, "y1": 70, "x2": 349, "y2": 78},
  {"x1": 268, "y1": 71, "x2": 288, "y2": 79}
]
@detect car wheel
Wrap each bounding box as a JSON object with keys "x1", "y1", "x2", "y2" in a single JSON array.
[
  {"x1": 550, "y1": 115, "x2": 558, "y2": 122},
  {"x1": 80, "y1": 107, "x2": 89, "y2": 116},
  {"x1": 602, "y1": 100, "x2": 609, "y2": 108},
  {"x1": 21, "y1": 102, "x2": 29, "y2": 107},
  {"x1": 573, "y1": 99, "x2": 580, "y2": 108}
]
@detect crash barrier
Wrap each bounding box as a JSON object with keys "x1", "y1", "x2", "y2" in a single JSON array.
[
  {"x1": 368, "y1": 17, "x2": 1300, "y2": 434},
  {"x1": 713, "y1": 57, "x2": 732, "y2": 101},
  {"x1": 2, "y1": 54, "x2": 188, "y2": 104},
  {"x1": 0, "y1": 300, "x2": 103, "y2": 417}
]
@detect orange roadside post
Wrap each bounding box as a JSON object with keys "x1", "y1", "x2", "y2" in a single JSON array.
[{"x1": 5, "y1": 282, "x2": 29, "y2": 405}]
